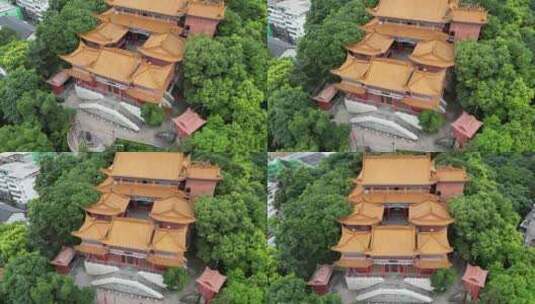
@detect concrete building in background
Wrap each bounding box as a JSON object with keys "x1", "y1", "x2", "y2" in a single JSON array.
[
  {"x1": 0, "y1": 153, "x2": 39, "y2": 210},
  {"x1": 268, "y1": 0, "x2": 310, "y2": 43},
  {"x1": 0, "y1": 0, "x2": 23, "y2": 19},
  {"x1": 15, "y1": 0, "x2": 48, "y2": 20}
]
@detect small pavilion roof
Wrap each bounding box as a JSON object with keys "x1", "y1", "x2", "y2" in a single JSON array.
[
  {"x1": 434, "y1": 166, "x2": 468, "y2": 182},
  {"x1": 130, "y1": 61, "x2": 175, "y2": 92},
  {"x1": 332, "y1": 227, "x2": 371, "y2": 253},
  {"x1": 108, "y1": 152, "x2": 187, "y2": 181},
  {"x1": 409, "y1": 40, "x2": 455, "y2": 68},
  {"x1": 102, "y1": 217, "x2": 154, "y2": 251},
  {"x1": 150, "y1": 196, "x2": 196, "y2": 224},
  {"x1": 409, "y1": 200, "x2": 453, "y2": 226},
  {"x1": 196, "y1": 267, "x2": 227, "y2": 293},
  {"x1": 367, "y1": 225, "x2": 416, "y2": 257},
  {"x1": 151, "y1": 227, "x2": 188, "y2": 253},
  {"x1": 138, "y1": 32, "x2": 186, "y2": 63},
  {"x1": 313, "y1": 84, "x2": 338, "y2": 103},
  {"x1": 106, "y1": 0, "x2": 188, "y2": 17},
  {"x1": 72, "y1": 216, "x2": 110, "y2": 241},
  {"x1": 84, "y1": 192, "x2": 130, "y2": 216},
  {"x1": 357, "y1": 154, "x2": 433, "y2": 186},
  {"x1": 345, "y1": 32, "x2": 394, "y2": 56},
  {"x1": 187, "y1": 0, "x2": 225, "y2": 20},
  {"x1": 50, "y1": 247, "x2": 76, "y2": 267},
  {"x1": 46, "y1": 69, "x2": 70, "y2": 86},
  {"x1": 416, "y1": 229, "x2": 453, "y2": 255},
  {"x1": 451, "y1": 111, "x2": 482, "y2": 139},
  {"x1": 407, "y1": 69, "x2": 446, "y2": 97},
  {"x1": 369, "y1": 0, "x2": 451, "y2": 23},
  {"x1": 98, "y1": 8, "x2": 183, "y2": 34},
  {"x1": 307, "y1": 265, "x2": 334, "y2": 287},
  {"x1": 338, "y1": 202, "x2": 384, "y2": 226},
  {"x1": 362, "y1": 18, "x2": 449, "y2": 41},
  {"x1": 79, "y1": 22, "x2": 128, "y2": 46},
  {"x1": 173, "y1": 108, "x2": 207, "y2": 136},
  {"x1": 449, "y1": 7, "x2": 488, "y2": 24},
  {"x1": 187, "y1": 163, "x2": 222, "y2": 181},
  {"x1": 462, "y1": 264, "x2": 488, "y2": 288},
  {"x1": 330, "y1": 55, "x2": 369, "y2": 80}
]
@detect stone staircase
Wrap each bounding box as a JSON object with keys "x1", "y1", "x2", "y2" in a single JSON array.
[
  {"x1": 350, "y1": 108, "x2": 422, "y2": 141},
  {"x1": 354, "y1": 277, "x2": 433, "y2": 303},
  {"x1": 92, "y1": 266, "x2": 165, "y2": 300}
]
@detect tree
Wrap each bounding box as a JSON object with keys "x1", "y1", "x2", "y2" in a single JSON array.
[
  {"x1": 163, "y1": 267, "x2": 190, "y2": 291},
  {"x1": 0, "y1": 40, "x2": 29, "y2": 72},
  {"x1": 212, "y1": 270, "x2": 266, "y2": 304},
  {"x1": 0, "y1": 67, "x2": 41, "y2": 123},
  {"x1": 0, "y1": 123, "x2": 53, "y2": 152},
  {"x1": 0, "y1": 223, "x2": 28, "y2": 265},
  {"x1": 430, "y1": 268, "x2": 456, "y2": 293},
  {"x1": 2, "y1": 252, "x2": 50, "y2": 304},
  {"x1": 267, "y1": 274, "x2": 342, "y2": 304},
  {"x1": 29, "y1": 273, "x2": 94, "y2": 304},
  {"x1": 418, "y1": 110, "x2": 445, "y2": 134},
  {"x1": 141, "y1": 103, "x2": 166, "y2": 127},
  {"x1": 0, "y1": 27, "x2": 17, "y2": 45}
]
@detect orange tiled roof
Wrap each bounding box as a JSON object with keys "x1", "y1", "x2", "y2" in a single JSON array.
[
  {"x1": 369, "y1": 0, "x2": 451, "y2": 23},
  {"x1": 362, "y1": 18, "x2": 450, "y2": 41},
  {"x1": 367, "y1": 225, "x2": 416, "y2": 257},
  {"x1": 130, "y1": 61, "x2": 175, "y2": 93},
  {"x1": 331, "y1": 227, "x2": 371, "y2": 253},
  {"x1": 187, "y1": 0, "x2": 225, "y2": 20},
  {"x1": 409, "y1": 40, "x2": 455, "y2": 68},
  {"x1": 79, "y1": 22, "x2": 128, "y2": 46},
  {"x1": 60, "y1": 42, "x2": 101, "y2": 67},
  {"x1": 434, "y1": 166, "x2": 468, "y2": 182},
  {"x1": 125, "y1": 87, "x2": 163, "y2": 104},
  {"x1": 407, "y1": 69, "x2": 446, "y2": 97},
  {"x1": 416, "y1": 229, "x2": 453, "y2": 255},
  {"x1": 361, "y1": 58, "x2": 413, "y2": 93},
  {"x1": 84, "y1": 192, "x2": 130, "y2": 216},
  {"x1": 99, "y1": 9, "x2": 183, "y2": 34},
  {"x1": 97, "y1": 178, "x2": 186, "y2": 199},
  {"x1": 147, "y1": 254, "x2": 185, "y2": 267},
  {"x1": 345, "y1": 32, "x2": 394, "y2": 56},
  {"x1": 357, "y1": 154, "x2": 433, "y2": 186},
  {"x1": 138, "y1": 32, "x2": 186, "y2": 63},
  {"x1": 349, "y1": 191, "x2": 439, "y2": 205},
  {"x1": 151, "y1": 227, "x2": 188, "y2": 253},
  {"x1": 150, "y1": 196, "x2": 196, "y2": 224},
  {"x1": 401, "y1": 96, "x2": 441, "y2": 111},
  {"x1": 72, "y1": 216, "x2": 110, "y2": 241},
  {"x1": 187, "y1": 163, "x2": 222, "y2": 181},
  {"x1": 109, "y1": 152, "x2": 187, "y2": 181},
  {"x1": 414, "y1": 256, "x2": 451, "y2": 269},
  {"x1": 330, "y1": 55, "x2": 369, "y2": 80},
  {"x1": 409, "y1": 200, "x2": 453, "y2": 226},
  {"x1": 449, "y1": 7, "x2": 488, "y2": 24},
  {"x1": 334, "y1": 81, "x2": 366, "y2": 95},
  {"x1": 106, "y1": 0, "x2": 188, "y2": 17},
  {"x1": 102, "y1": 217, "x2": 154, "y2": 251},
  {"x1": 74, "y1": 244, "x2": 109, "y2": 256},
  {"x1": 335, "y1": 257, "x2": 373, "y2": 268},
  {"x1": 338, "y1": 202, "x2": 384, "y2": 226}
]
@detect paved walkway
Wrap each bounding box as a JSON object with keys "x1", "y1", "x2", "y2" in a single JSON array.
[{"x1": 63, "y1": 89, "x2": 180, "y2": 150}]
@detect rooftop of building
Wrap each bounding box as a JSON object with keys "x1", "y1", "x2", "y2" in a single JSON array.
[
  {"x1": 106, "y1": 0, "x2": 189, "y2": 17},
  {"x1": 346, "y1": 32, "x2": 394, "y2": 57},
  {"x1": 108, "y1": 152, "x2": 188, "y2": 181},
  {"x1": 138, "y1": 32, "x2": 186, "y2": 63},
  {"x1": 357, "y1": 154, "x2": 434, "y2": 186},
  {"x1": 79, "y1": 22, "x2": 128, "y2": 46},
  {"x1": 409, "y1": 39, "x2": 455, "y2": 68},
  {"x1": 149, "y1": 196, "x2": 196, "y2": 224}
]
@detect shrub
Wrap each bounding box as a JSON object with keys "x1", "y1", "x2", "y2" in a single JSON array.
[
  {"x1": 141, "y1": 104, "x2": 165, "y2": 127},
  {"x1": 431, "y1": 268, "x2": 456, "y2": 293},
  {"x1": 163, "y1": 267, "x2": 190, "y2": 291},
  {"x1": 418, "y1": 110, "x2": 445, "y2": 134}
]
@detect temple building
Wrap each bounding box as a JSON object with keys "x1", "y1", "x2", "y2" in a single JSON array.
[
  {"x1": 332, "y1": 154, "x2": 466, "y2": 284},
  {"x1": 72, "y1": 152, "x2": 222, "y2": 272},
  {"x1": 58, "y1": 0, "x2": 224, "y2": 108},
  {"x1": 330, "y1": 0, "x2": 487, "y2": 141}
]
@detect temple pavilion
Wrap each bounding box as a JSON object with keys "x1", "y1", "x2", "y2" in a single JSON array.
[
  {"x1": 71, "y1": 152, "x2": 222, "y2": 272},
  {"x1": 59, "y1": 0, "x2": 225, "y2": 106},
  {"x1": 332, "y1": 154, "x2": 467, "y2": 278},
  {"x1": 330, "y1": 0, "x2": 487, "y2": 115}
]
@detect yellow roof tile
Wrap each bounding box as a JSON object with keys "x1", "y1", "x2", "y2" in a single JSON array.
[
  {"x1": 98, "y1": 180, "x2": 186, "y2": 199},
  {"x1": 331, "y1": 55, "x2": 370, "y2": 81},
  {"x1": 409, "y1": 200, "x2": 454, "y2": 226},
  {"x1": 416, "y1": 229, "x2": 453, "y2": 255},
  {"x1": 335, "y1": 257, "x2": 372, "y2": 268},
  {"x1": 72, "y1": 216, "x2": 110, "y2": 241},
  {"x1": 334, "y1": 81, "x2": 367, "y2": 95},
  {"x1": 346, "y1": 32, "x2": 394, "y2": 56},
  {"x1": 138, "y1": 33, "x2": 186, "y2": 63},
  {"x1": 339, "y1": 203, "x2": 384, "y2": 226},
  {"x1": 84, "y1": 192, "x2": 130, "y2": 216},
  {"x1": 109, "y1": 152, "x2": 187, "y2": 181},
  {"x1": 367, "y1": 225, "x2": 416, "y2": 257},
  {"x1": 331, "y1": 227, "x2": 371, "y2": 253},
  {"x1": 60, "y1": 42, "x2": 101, "y2": 67},
  {"x1": 401, "y1": 96, "x2": 441, "y2": 111},
  {"x1": 434, "y1": 166, "x2": 468, "y2": 182},
  {"x1": 102, "y1": 217, "x2": 154, "y2": 251},
  {"x1": 151, "y1": 227, "x2": 188, "y2": 253},
  {"x1": 409, "y1": 40, "x2": 455, "y2": 68},
  {"x1": 362, "y1": 18, "x2": 450, "y2": 41},
  {"x1": 407, "y1": 69, "x2": 446, "y2": 96},
  {"x1": 361, "y1": 58, "x2": 413, "y2": 93},
  {"x1": 369, "y1": 0, "x2": 451, "y2": 23},
  {"x1": 130, "y1": 61, "x2": 175, "y2": 92},
  {"x1": 106, "y1": 0, "x2": 189, "y2": 17},
  {"x1": 150, "y1": 196, "x2": 196, "y2": 224},
  {"x1": 187, "y1": 163, "x2": 222, "y2": 181},
  {"x1": 79, "y1": 22, "x2": 128, "y2": 46},
  {"x1": 99, "y1": 9, "x2": 183, "y2": 34},
  {"x1": 415, "y1": 256, "x2": 451, "y2": 269},
  {"x1": 187, "y1": 0, "x2": 225, "y2": 20},
  {"x1": 449, "y1": 7, "x2": 488, "y2": 24},
  {"x1": 357, "y1": 154, "x2": 433, "y2": 186},
  {"x1": 147, "y1": 254, "x2": 186, "y2": 267},
  {"x1": 349, "y1": 191, "x2": 439, "y2": 205}
]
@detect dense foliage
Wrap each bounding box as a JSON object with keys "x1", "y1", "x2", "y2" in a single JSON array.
[
  {"x1": 141, "y1": 104, "x2": 166, "y2": 127},
  {"x1": 163, "y1": 267, "x2": 190, "y2": 291},
  {"x1": 430, "y1": 268, "x2": 456, "y2": 293},
  {"x1": 418, "y1": 110, "x2": 445, "y2": 134}
]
